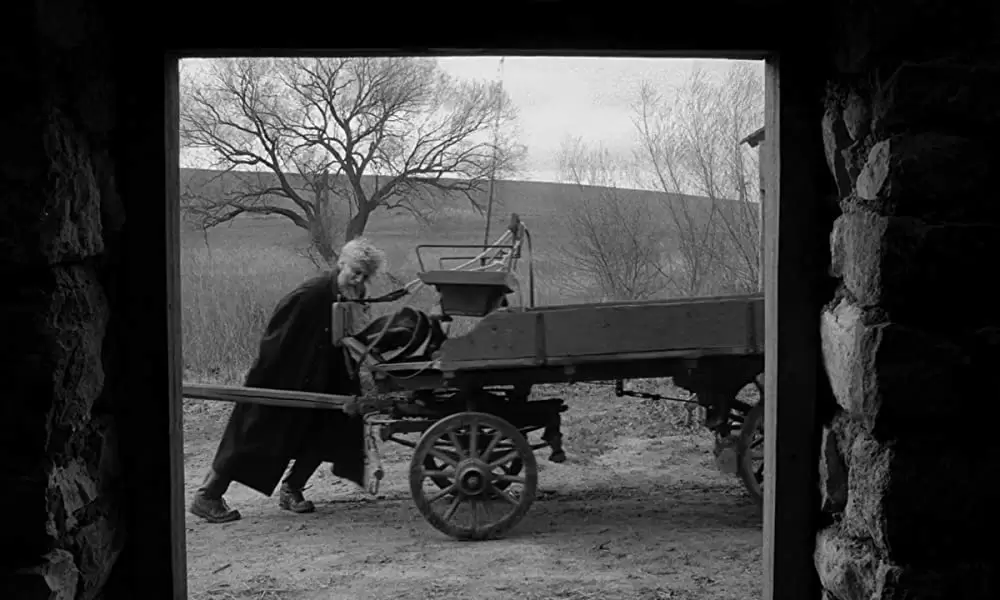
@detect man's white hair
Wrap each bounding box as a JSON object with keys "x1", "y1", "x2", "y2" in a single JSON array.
[{"x1": 338, "y1": 237, "x2": 385, "y2": 276}]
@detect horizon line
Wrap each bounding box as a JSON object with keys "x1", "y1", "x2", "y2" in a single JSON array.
[{"x1": 180, "y1": 164, "x2": 761, "y2": 204}]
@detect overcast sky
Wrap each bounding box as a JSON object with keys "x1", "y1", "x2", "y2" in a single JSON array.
[{"x1": 179, "y1": 56, "x2": 760, "y2": 186}]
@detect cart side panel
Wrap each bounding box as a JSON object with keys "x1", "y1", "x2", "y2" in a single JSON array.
[
  {"x1": 437, "y1": 309, "x2": 541, "y2": 366},
  {"x1": 543, "y1": 295, "x2": 765, "y2": 359}
]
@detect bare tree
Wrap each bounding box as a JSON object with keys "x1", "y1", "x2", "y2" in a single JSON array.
[
  {"x1": 556, "y1": 137, "x2": 671, "y2": 301},
  {"x1": 180, "y1": 57, "x2": 526, "y2": 264},
  {"x1": 632, "y1": 63, "x2": 763, "y2": 294}
]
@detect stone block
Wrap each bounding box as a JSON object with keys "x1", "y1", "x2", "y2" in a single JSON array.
[
  {"x1": 0, "y1": 106, "x2": 104, "y2": 267},
  {"x1": 48, "y1": 460, "x2": 99, "y2": 532},
  {"x1": 4, "y1": 265, "x2": 110, "y2": 445},
  {"x1": 820, "y1": 299, "x2": 976, "y2": 438},
  {"x1": 873, "y1": 62, "x2": 1000, "y2": 136},
  {"x1": 829, "y1": 208, "x2": 1000, "y2": 327},
  {"x1": 71, "y1": 516, "x2": 124, "y2": 600},
  {"x1": 853, "y1": 134, "x2": 998, "y2": 221},
  {"x1": 822, "y1": 106, "x2": 856, "y2": 199},
  {"x1": 842, "y1": 88, "x2": 871, "y2": 142},
  {"x1": 815, "y1": 523, "x2": 881, "y2": 600},
  {"x1": 842, "y1": 429, "x2": 1000, "y2": 564}
]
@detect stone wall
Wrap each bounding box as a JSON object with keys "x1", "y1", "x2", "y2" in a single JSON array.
[
  {"x1": 0, "y1": 2, "x2": 126, "y2": 599},
  {"x1": 815, "y1": 3, "x2": 1000, "y2": 597}
]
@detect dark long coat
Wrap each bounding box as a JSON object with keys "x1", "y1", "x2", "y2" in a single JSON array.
[{"x1": 210, "y1": 268, "x2": 365, "y2": 496}]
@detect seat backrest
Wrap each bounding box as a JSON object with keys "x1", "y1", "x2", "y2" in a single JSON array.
[{"x1": 417, "y1": 270, "x2": 518, "y2": 317}]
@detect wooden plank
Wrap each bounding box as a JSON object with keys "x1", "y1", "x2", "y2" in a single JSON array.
[
  {"x1": 436, "y1": 308, "x2": 540, "y2": 364},
  {"x1": 543, "y1": 296, "x2": 762, "y2": 359},
  {"x1": 762, "y1": 53, "x2": 824, "y2": 600},
  {"x1": 443, "y1": 346, "x2": 756, "y2": 372},
  {"x1": 182, "y1": 384, "x2": 356, "y2": 411},
  {"x1": 418, "y1": 270, "x2": 517, "y2": 292},
  {"x1": 165, "y1": 58, "x2": 188, "y2": 600},
  {"x1": 528, "y1": 292, "x2": 763, "y2": 313}
]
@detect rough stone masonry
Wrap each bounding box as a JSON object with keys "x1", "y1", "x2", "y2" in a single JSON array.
[
  {"x1": 1, "y1": 2, "x2": 127, "y2": 599},
  {"x1": 814, "y1": 6, "x2": 1000, "y2": 598}
]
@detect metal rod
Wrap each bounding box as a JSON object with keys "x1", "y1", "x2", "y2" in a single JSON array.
[{"x1": 482, "y1": 56, "x2": 505, "y2": 252}]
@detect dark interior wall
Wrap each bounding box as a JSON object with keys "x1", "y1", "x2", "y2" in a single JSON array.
[
  {"x1": 815, "y1": 1, "x2": 1000, "y2": 598},
  {"x1": 1, "y1": 1, "x2": 132, "y2": 598},
  {"x1": 3, "y1": 1, "x2": 999, "y2": 599}
]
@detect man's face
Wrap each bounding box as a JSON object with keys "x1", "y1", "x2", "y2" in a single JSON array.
[{"x1": 337, "y1": 261, "x2": 370, "y2": 290}]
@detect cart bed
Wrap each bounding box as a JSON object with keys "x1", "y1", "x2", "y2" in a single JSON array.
[{"x1": 369, "y1": 293, "x2": 764, "y2": 386}]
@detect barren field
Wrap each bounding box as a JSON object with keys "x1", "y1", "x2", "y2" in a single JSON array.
[{"x1": 183, "y1": 383, "x2": 763, "y2": 600}]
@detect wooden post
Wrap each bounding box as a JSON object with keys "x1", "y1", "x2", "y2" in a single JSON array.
[
  {"x1": 762, "y1": 54, "x2": 824, "y2": 600},
  {"x1": 115, "y1": 51, "x2": 187, "y2": 600},
  {"x1": 758, "y1": 136, "x2": 767, "y2": 293}
]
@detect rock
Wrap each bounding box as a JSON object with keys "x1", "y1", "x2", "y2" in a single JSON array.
[
  {"x1": 0, "y1": 549, "x2": 80, "y2": 600},
  {"x1": 0, "y1": 105, "x2": 104, "y2": 267},
  {"x1": 872, "y1": 62, "x2": 1000, "y2": 136},
  {"x1": 71, "y1": 516, "x2": 124, "y2": 600},
  {"x1": 820, "y1": 300, "x2": 866, "y2": 415},
  {"x1": 822, "y1": 106, "x2": 856, "y2": 199},
  {"x1": 50, "y1": 267, "x2": 110, "y2": 429},
  {"x1": 48, "y1": 460, "x2": 99, "y2": 531},
  {"x1": 842, "y1": 88, "x2": 871, "y2": 141},
  {"x1": 819, "y1": 424, "x2": 848, "y2": 513},
  {"x1": 842, "y1": 429, "x2": 1000, "y2": 564},
  {"x1": 814, "y1": 524, "x2": 881, "y2": 600},
  {"x1": 829, "y1": 208, "x2": 1000, "y2": 327},
  {"x1": 853, "y1": 134, "x2": 998, "y2": 221},
  {"x1": 826, "y1": 209, "x2": 890, "y2": 304},
  {"x1": 820, "y1": 299, "x2": 976, "y2": 438}
]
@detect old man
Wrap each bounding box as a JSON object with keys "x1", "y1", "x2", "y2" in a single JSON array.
[{"x1": 189, "y1": 238, "x2": 385, "y2": 523}]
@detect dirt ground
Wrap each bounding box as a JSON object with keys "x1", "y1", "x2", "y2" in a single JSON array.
[{"x1": 182, "y1": 387, "x2": 763, "y2": 600}]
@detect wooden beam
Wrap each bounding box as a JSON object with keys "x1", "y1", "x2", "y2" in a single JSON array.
[
  {"x1": 759, "y1": 137, "x2": 768, "y2": 293},
  {"x1": 112, "y1": 51, "x2": 187, "y2": 600},
  {"x1": 762, "y1": 54, "x2": 823, "y2": 600},
  {"x1": 182, "y1": 384, "x2": 356, "y2": 411}
]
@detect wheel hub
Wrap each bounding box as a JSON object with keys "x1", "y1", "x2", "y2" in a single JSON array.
[{"x1": 455, "y1": 460, "x2": 491, "y2": 496}]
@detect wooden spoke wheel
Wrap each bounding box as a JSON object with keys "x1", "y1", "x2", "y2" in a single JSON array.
[
  {"x1": 410, "y1": 411, "x2": 537, "y2": 541},
  {"x1": 736, "y1": 377, "x2": 765, "y2": 506},
  {"x1": 423, "y1": 438, "x2": 524, "y2": 492}
]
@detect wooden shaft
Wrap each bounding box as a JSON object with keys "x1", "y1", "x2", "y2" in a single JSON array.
[{"x1": 182, "y1": 383, "x2": 356, "y2": 412}]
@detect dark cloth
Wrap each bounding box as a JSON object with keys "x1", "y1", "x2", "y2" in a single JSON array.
[{"x1": 210, "y1": 269, "x2": 365, "y2": 496}]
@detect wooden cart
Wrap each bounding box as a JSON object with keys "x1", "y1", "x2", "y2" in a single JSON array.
[{"x1": 184, "y1": 215, "x2": 765, "y2": 540}]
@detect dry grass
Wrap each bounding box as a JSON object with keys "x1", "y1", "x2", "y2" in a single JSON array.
[
  {"x1": 179, "y1": 208, "x2": 714, "y2": 431},
  {"x1": 182, "y1": 208, "x2": 584, "y2": 382}
]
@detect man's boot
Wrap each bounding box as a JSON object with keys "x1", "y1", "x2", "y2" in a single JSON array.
[
  {"x1": 279, "y1": 458, "x2": 318, "y2": 513},
  {"x1": 189, "y1": 469, "x2": 241, "y2": 523},
  {"x1": 278, "y1": 482, "x2": 315, "y2": 513}
]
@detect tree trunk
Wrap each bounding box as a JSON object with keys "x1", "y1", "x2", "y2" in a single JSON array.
[
  {"x1": 345, "y1": 208, "x2": 371, "y2": 243},
  {"x1": 310, "y1": 170, "x2": 338, "y2": 266}
]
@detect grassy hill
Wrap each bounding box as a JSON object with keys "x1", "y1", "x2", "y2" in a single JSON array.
[
  {"x1": 179, "y1": 167, "x2": 757, "y2": 255},
  {"x1": 178, "y1": 167, "x2": 760, "y2": 381}
]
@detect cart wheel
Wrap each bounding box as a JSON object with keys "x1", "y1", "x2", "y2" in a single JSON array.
[
  {"x1": 410, "y1": 411, "x2": 537, "y2": 540},
  {"x1": 736, "y1": 402, "x2": 764, "y2": 506},
  {"x1": 423, "y1": 447, "x2": 524, "y2": 492}
]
